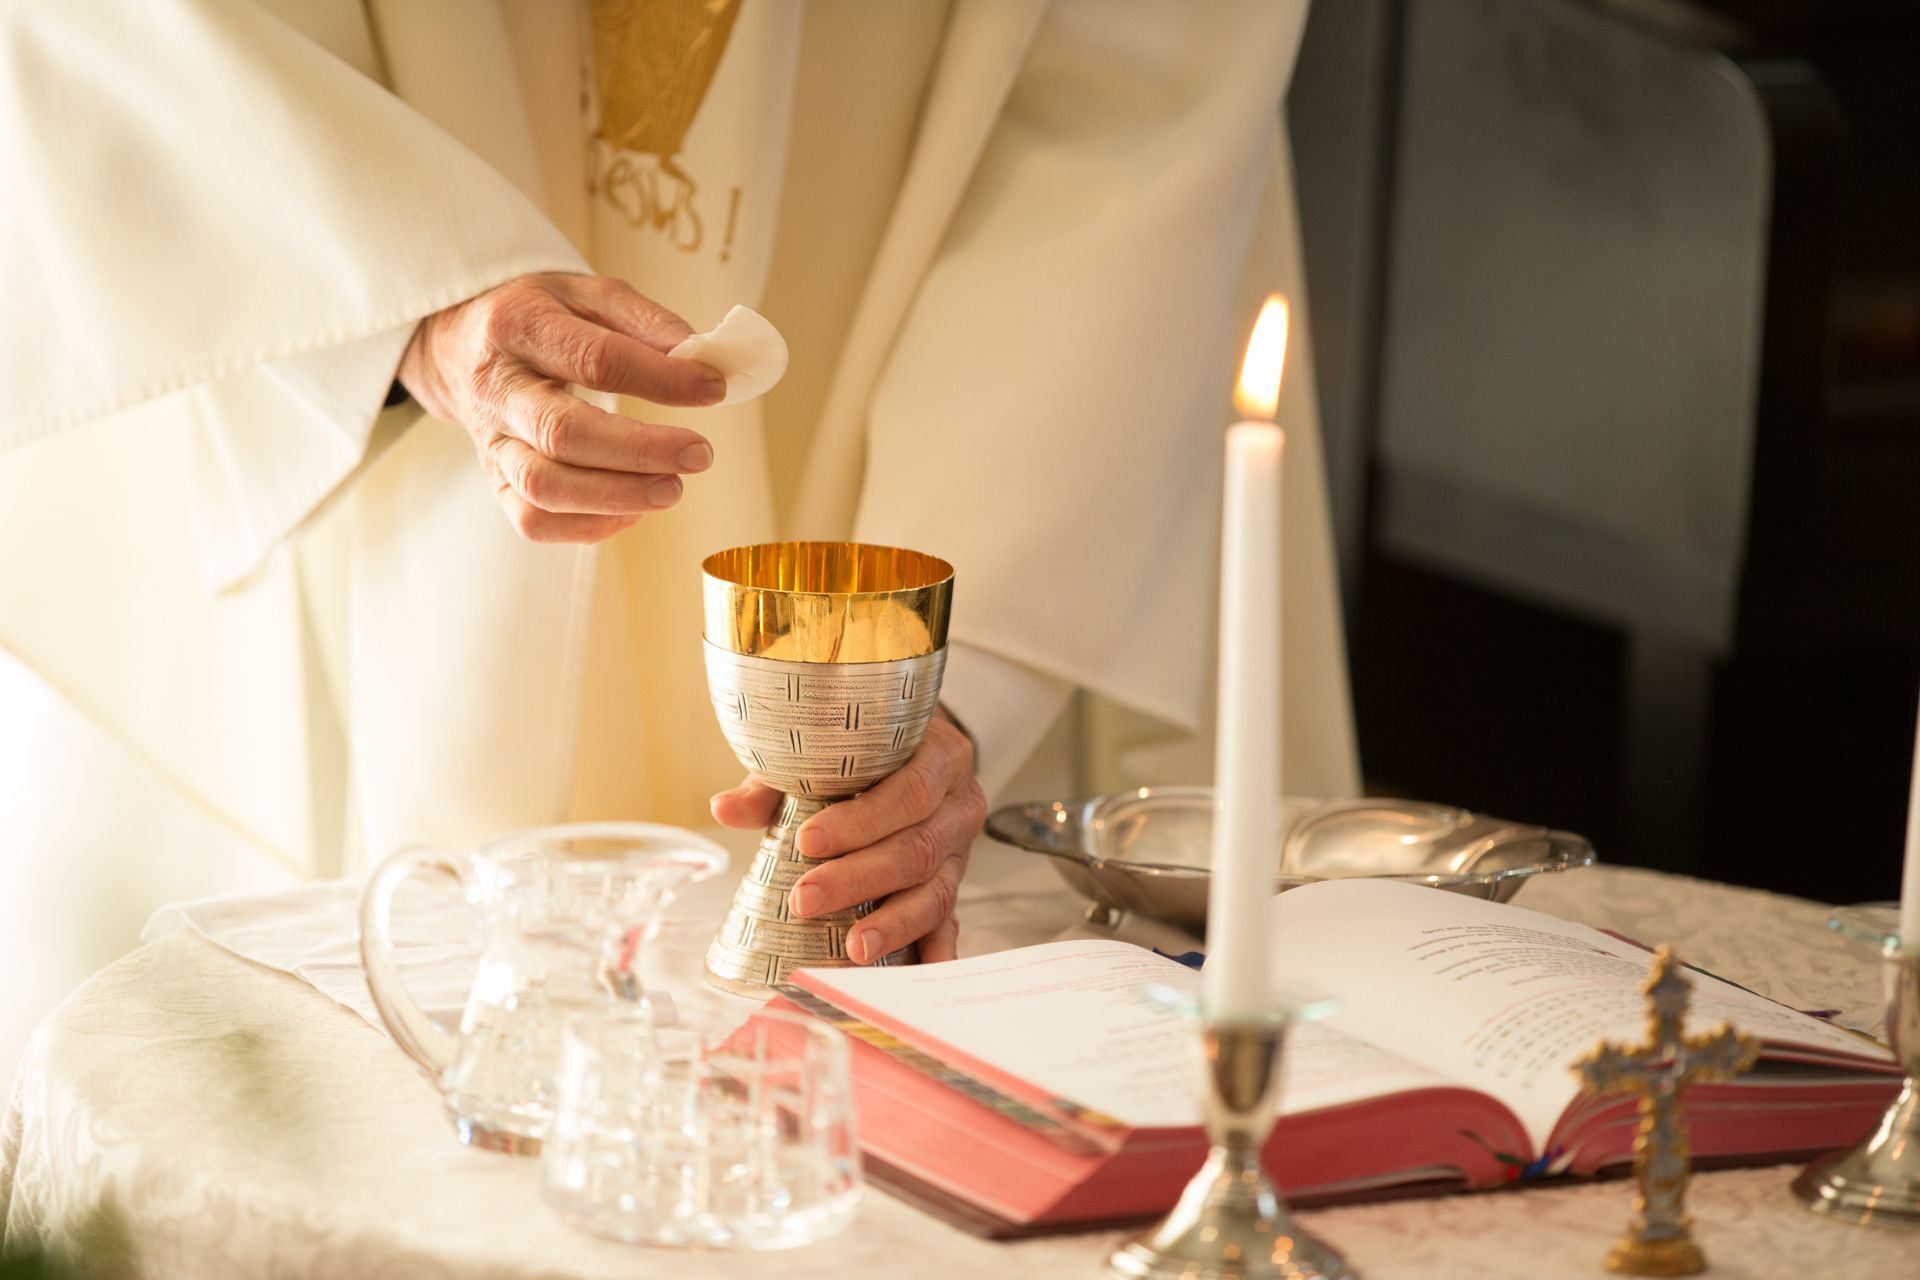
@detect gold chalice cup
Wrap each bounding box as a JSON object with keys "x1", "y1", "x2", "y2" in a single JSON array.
[{"x1": 701, "y1": 542, "x2": 954, "y2": 996}]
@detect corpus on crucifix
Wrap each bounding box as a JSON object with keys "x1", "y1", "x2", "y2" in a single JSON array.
[{"x1": 1572, "y1": 946, "x2": 1760, "y2": 1277}]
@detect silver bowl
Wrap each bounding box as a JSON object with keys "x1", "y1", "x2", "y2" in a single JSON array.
[{"x1": 985, "y1": 786, "x2": 1596, "y2": 930}]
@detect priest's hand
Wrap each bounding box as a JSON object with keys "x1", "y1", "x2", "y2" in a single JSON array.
[
  {"x1": 709, "y1": 710, "x2": 985, "y2": 964},
  {"x1": 397, "y1": 272, "x2": 726, "y2": 543}
]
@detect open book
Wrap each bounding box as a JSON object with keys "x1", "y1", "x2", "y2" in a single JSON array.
[{"x1": 758, "y1": 879, "x2": 1900, "y2": 1236}]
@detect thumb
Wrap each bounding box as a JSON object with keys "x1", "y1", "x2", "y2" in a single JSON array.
[{"x1": 710, "y1": 778, "x2": 781, "y2": 829}]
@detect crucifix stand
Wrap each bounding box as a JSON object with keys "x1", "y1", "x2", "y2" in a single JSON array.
[{"x1": 1571, "y1": 946, "x2": 1760, "y2": 1276}]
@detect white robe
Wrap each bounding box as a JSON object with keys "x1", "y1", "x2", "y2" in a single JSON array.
[{"x1": 0, "y1": 0, "x2": 1356, "y2": 1067}]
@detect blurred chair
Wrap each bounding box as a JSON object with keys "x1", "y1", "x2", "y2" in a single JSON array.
[{"x1": 1352, "y1": 0, "x2": 1919, "y2": 897}]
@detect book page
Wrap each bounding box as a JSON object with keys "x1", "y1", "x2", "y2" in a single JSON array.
[
  {"x1": 803, "y1": 940, "x2": 1450, "y2": 1130},
  {"x1": 1277, "y1": 1020, "x2": 1465, "y2": 1118},
  {"x1": 1268, "y1": 879, "x2": 1890, "y2": 1149}
]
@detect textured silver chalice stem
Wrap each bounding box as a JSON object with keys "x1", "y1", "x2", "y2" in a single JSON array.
[
  {"x1": 702, "y1": 643, "x2": 948, "y2": 996},
  {"x1": 1109, "y1": 1021, "x2": 1357, "y2": 1280},
  {"x1": 1792, "y1": 948, "x2": 1920, "y2": 1229}
]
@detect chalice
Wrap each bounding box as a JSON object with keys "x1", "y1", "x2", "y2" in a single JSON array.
[{"x1": 701, "y1": 541, "x2": 954, "y2": 996}]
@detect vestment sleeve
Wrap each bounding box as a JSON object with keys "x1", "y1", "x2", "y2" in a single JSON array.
[
  {"x1": 0, "y1": 0, "x2": 585, "y2": 588},
  {"x1": 940, "y1": 641, "x2": 1073, "y2": 798},
  {"x1": 854, "y1": 0, "x2": 1357, "y2": 793}
]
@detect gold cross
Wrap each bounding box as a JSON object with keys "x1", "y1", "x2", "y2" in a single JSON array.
[{"x1": 1571, "y1": 946, "x2": 1760, "y2": 1276}]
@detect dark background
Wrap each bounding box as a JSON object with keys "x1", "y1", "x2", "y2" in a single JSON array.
[{"x1": 1288, "y1": 0, "x2": 1920, "y2": 903}]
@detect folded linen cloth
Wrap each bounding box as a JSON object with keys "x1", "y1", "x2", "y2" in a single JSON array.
[
  {"x1": 142, "y1": 875, "x2": 697, "y2": 1042},
  {"x1": 143, "y1": 877, "x2": 478, "y2": 1035}
]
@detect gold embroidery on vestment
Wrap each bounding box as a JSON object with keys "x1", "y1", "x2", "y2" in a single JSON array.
[{"x1": 589, "y1": 0, "x2": 741, "y2": 180}]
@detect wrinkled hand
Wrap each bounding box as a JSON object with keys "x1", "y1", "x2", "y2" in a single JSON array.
[
  {"x1": 397, "y1": 272, "x2": 725, "y2": 543},
  {"x1": 710, "y1": 711, "x2": 985, "y2": 964}
]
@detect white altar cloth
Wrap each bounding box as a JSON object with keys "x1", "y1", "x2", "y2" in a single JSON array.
[{"x1": 5, "y1": 835, "x2": 1915, "y2": 1279}]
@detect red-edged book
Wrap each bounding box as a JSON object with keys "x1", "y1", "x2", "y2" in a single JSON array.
[{"x1": 755, "y1": 879, "x2": 1900, "y2": 1237}]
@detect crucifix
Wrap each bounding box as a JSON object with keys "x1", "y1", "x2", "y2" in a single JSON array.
[{"x1": 1571, "y1": 946, "x2": 1760, "y2": 1277}]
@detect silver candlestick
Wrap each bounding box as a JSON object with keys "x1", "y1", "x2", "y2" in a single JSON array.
[
  {"x1": 1109, "y1": 1017, "x2": 1356, "y2": 1280},
  {"x1": 1793, "y1": 931, "x2": 1920, "y2": 1229}
]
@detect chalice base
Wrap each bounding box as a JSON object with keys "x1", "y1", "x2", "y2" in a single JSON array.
[{"x1": 704, "y1": 794, "x2": 916, "y2": 996}]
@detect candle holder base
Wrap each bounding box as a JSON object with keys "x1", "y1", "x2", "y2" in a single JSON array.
[
  {"x1": 1792, "y1": 917, "x2": 1920, "y2": 1231},
  {"x1": 1791, "y1": 1087, "x2": 1920, "y2": 1230},
  {"x1": 1107, "y1": 1020, "x2": 1357, "y2": 1280},
  {"x1": 1106, "y1": 1156, "x2": 1351, "y2": 1280}
]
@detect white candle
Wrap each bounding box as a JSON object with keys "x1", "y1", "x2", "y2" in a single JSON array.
[
  {"x1": 1206, "y1": 296, "x2": 1289, "y2": 1020},
  {"x1": 1900, "y1": 694, "x2": 1920, "y2": 950}
]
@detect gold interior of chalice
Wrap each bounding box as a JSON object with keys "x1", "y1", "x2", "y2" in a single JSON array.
[{"x1": 703, "y1": 542, "x2": 953, "y2": 664}]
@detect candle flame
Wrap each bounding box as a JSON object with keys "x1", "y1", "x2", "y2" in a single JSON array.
[{"x1": 1233, "y1": 295, "x2": 1289, "y2": 421}]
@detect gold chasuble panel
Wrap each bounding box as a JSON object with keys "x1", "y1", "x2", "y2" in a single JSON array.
[{"x1": 587, "y1": 0, "x2": 745, "y2": 258}]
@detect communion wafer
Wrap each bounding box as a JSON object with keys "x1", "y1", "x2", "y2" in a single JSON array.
[{"x1": 670, "y1": 304, "x2": 788, "y2": 405}]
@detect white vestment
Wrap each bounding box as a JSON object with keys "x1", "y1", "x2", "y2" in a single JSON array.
[{"x1": 0, "y1": 0, "x2": 1356, "y2": 1068}]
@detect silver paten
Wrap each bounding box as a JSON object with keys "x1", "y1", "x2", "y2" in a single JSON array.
[{"x1": 987, "y1": 786, "x2": 1595, "y2": 929}]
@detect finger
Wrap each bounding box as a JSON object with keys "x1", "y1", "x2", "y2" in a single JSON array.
[
  {"x1": 502, "y1": 301, "x2": 724, "y2": 406},
  {"x1": 548, "y1": 273, "x2": 696, "y2": 352},
  {"x1": 845, "y1": 856, "x2": 963, "y2": 965},
  {"x1": 920, "y1": 916, "x2": 960, "y2": 964},
  {"x1": 493, "y1": 488, "x2": 642, "y2": 544},
  {"x1": 789, "y1": 799, "x2": 974, "y2": 918},
  {"x1": 710, "y1": 778, "x2": 781, "y2": 829},
  {"x1": 487, "y1": 435, "x2": 685, "y2": 516},
  {"x1": 795, "y1": 718, "x2": 973, "y2": 858},
  {"x1": 503, "y1": 381, "x2": 713, "y2": 475}
]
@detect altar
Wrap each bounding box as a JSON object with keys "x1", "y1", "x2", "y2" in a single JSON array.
[{"x1": 4, "y1": 833, "x2": 1913, "y2": 1279}]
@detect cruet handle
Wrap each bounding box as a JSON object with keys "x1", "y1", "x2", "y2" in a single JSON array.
[{"x1": 357, "y1": 845, "x2": 466, "y2": 1079}]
